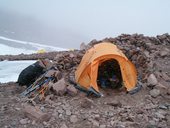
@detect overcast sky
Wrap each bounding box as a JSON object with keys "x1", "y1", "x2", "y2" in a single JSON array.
[{"x1": 0, "y1": 0, "x2": 170, "y2": 48}]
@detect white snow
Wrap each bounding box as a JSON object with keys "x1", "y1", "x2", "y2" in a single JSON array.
[
  {"x1": 0, "y1": 44, "x2": 35, "y2": 55},
  {"x1": 0, "y1": 36, "x2": 68, "y2": 83},
  {"x1": 0, "y1": 36, "x2": 67, "y2": 55},
  {"x1": 0, "y1": 60, "x2": 36, "y2": 83}
]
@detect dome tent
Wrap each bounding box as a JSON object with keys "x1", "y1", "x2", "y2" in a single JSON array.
[{"x1": 75, "y1": 42, "x2": 137, "y2": 96}]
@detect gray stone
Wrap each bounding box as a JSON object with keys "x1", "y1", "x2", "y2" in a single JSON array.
[
  {"x1": 43, "y1": 121, "x2": 48, "y2": 126},
  {"x1": 158, "y1": 105, "x2": 168, "y2": 110},
  {"x1": 80, "y1": 98, "x2": 94, "y2": 108},
  {"x1": 155, "y1": 112, "x2": 165, "y2": 119},
  {"x1": 160, "y1": 48, "x2": 169, "y2": 57},
  {"x1": 54, "y1": 71, "x2": 62, "y2": 80},
  {"x1": 60, "y1": 123, "x2": 68, "y2": 128},
  {"x1": 150, "y1": 89, "x2": 160, "y2": 98},
  {"x1": 166, "y1": 115, "x2": 170, "y2": 126},
  {"x1": 45, "y1": 94, "x2": 55, "y2": 105},
  {"x1": 24, "y1": 104, "x2": 50, "y2": 122},
  {"x1": 58, "y1": 108, "x2": 64, "y2": 114},
  {"x1": 114, "y1": 123, "x2": 125, "y2": 128},
  {"x1": 167, "y1": 88, "x2": 170, "y2": 95},
  {"x1": 94, "y1": 114, "x2": 100, "y2": 120},
  {"x1": 59, "y1": 114, "x2": 63, "y2": 119},
  {"x1": 106, "y1": 100, "x2": 122, "y2": 107},
  {"x1": 70, "y1": 115, "x2": 78, "y2": 123},
  {"x1": 66, "y1": 109, "x2": 72, "y2": 116},
  {"x1": 100, "y1": 124, "x2": 106, "y2": 128},
  {"x1": 69, "y1": 53, "x2": 75, "y2": 58},
  {"x1": 108, "y1": 112, "x2": 114, "y2": 116},
  {"x1": 147, "y1": 74, "x2": 158, "y2": 86},
  {"x1": 91, "y1": 119, "x2": 100, "y2": 127},
  {"x1": 1, "y1": 105, "x2": 7, "y2": 111},
  {"x1": 52, "y1": 78, "x2": 67, "y2": 95},
  {"x1": 144, "y1": 50, "x2": 150, "y2": 58},
  {"x1": 32, "y1": 120, "x2": 36, "y2": 125},
  {"x1": 66, "y1": 85, "x2": 78, "y2": 96},
  {"x1": 146, "y1": 124, "x2": 156, "y2": 128},
  {"x1": 52, "y1": 109, "x2": 58, "y2": 117},
  {"x1": 45, "y1": 69, "x2": 57, "y2": 78},
  {"x1": 110, "y1": 120, "x2": 115, "y2": 126},
  {"x1": 148, "y1": 120, "x2": 156, "y2": 126},
  {"x1": 80, "y1": 42, "x2": 87, "y2": 50},
  {"x1": 15, "y1": 107, "x2": 21, "y2": 111},
  {"x1": 20, "y1": 118, "x2": 28, "y2": 125}
]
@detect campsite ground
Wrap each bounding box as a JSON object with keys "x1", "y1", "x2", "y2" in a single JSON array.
[
  {"x1": 0, "y1": 34, "x2": 170, "y2": 128},
  {"x1": 0, "y1": 77, "x2": 169, "y2": 128}
]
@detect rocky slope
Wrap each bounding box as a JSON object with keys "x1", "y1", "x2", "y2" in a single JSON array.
[{"x1": 0, "y1": 33, "x2": 170, "y2": 128}]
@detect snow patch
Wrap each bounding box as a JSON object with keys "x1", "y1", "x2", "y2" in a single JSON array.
[
  {"x1": 0, "y1": 60, "x2": 36, "y2": 83},
  {"x1": 0, "y1": 44, "x2": 35, "y2": 55},
  {"x1": 0, "y1": 36, "x2": 67, "y2": 55}
]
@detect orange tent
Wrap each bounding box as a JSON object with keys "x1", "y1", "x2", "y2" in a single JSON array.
[{"x1": 75, "y1": 42, "x2": 137, "y2": 94}]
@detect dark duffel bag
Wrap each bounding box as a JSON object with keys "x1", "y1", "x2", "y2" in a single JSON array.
[{"x1": 17, "y1": 61, "x2": 45, "y2": 87}]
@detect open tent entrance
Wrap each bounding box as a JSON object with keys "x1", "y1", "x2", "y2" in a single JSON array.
[{"x1": 97, "y1": 59, "x2": 123, "y2": 89}]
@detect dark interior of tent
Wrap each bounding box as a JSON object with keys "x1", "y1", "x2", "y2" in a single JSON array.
[{"x1": 97, "y1": 59, "x2": 123, "y2": 89}]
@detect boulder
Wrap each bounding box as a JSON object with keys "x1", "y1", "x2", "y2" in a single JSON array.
[{"x1": 52, "y1": 78, "x2": 67, "y2": 95}]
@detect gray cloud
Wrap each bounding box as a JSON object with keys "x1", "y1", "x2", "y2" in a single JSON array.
[{"x1": 0, "y1": 0, "x2": 170, "y2": 48}]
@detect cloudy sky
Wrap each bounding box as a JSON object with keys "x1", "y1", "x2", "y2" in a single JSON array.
[{"x1": 0, "y1": 0, "x2": 170, "y2": 48}]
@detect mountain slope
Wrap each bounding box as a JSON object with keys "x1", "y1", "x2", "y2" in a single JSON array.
[{"x1": 0, "y1": 36, "x2": 67, "y2": 55}]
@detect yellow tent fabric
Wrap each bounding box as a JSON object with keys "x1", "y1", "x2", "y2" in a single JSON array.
[{"x1": 75, "y1": 42, "x2": 137, "y2": 93}]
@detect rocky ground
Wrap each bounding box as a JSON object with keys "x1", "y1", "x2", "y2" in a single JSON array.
[{"x1": 0, "y1": 33, "x2": 170, "y2": 128}]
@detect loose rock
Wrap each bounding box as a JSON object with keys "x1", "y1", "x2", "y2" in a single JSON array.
[
  {"x1": 147, "y1": 74, "x2": 158, "y2": 86},
  {"x1": 100, "y1": 124, "x2": 106, "y2": 128},
  {"x1": 160, "y1": 48, "x2": 169, "y2": 57},
  {"x1": 167, "y1": 88, "x2": 170, "y2": 95},
  {"x1": 60, "y1": 123, "x2": 68, "y2": 128},
  {"x1": 106, "y1": 100, "x2": 122, "y2": 107},
  {"x1": 52, "y1": 78, "x2": 67, "y2": 95},
  {"x1": 20, "y1": 118, "x2": 28, "y2": 125},
  {"x1": 80, "y1": 98, "x2": 94, "y2": 108},
  {"x1": 70, "y1": 115, "x2": 78, "y2": 123},
  {"x1": 150, "y1": 89, "x2": 160, "y2": 98},
  {"x1": 155, "y1": 112, "x2": 165, "y2": 119},
  {"x1": 66, "y1": 85, "x2": 78, "y2": 96},
  {"x1": 91, "y1": 119, "x2": 100, "y2": 127},
  {"x1": 66, "y1": 109, "x2": 72, "y2": 116},
  {"x1": 24, "y1": 104, "x2": 50, "y2": 122},
  {"x1": 45, "y1": 69, "x2": 57, "y2": 78}
]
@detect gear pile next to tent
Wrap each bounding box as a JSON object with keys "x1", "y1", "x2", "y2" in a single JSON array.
[{"x1": 75, "y1": 42, "x2": 138, "y2": 96}]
